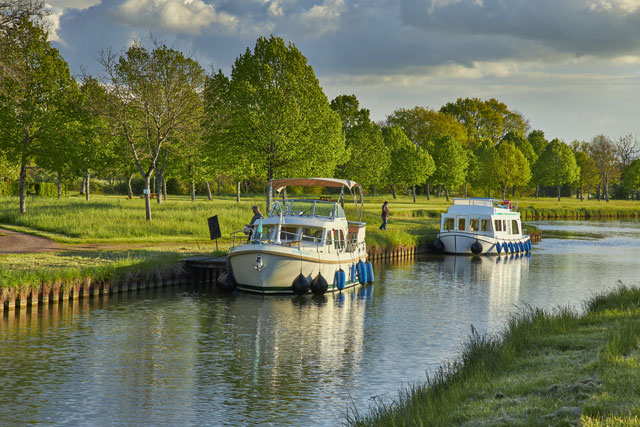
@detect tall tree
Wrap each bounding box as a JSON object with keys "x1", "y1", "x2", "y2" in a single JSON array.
[
  {"x1": 0, "y1": 17, "x2": 77, "y2": 213},
  {"x1": 494, "y1": 140, "x2": 531, "y2": 200},
  {"x1": 589, "y1": 135, "x2": 619, "y2": 202},
  {"x1": 430, "y1": 135, "x2": 468, "y2": 200},
  {"x1": 573, "y1": 147, "x2": 599, "y2": 200},
  {"x1": 100, "y1": 40, "x2": 205, "y2": 220},
  {"x1": 330, "y1": 94, "x2": 390, "y2": 189},
  {"x1": 535, "y1": 139, "x2": 580, "y2": 201},
  {"x1": 216, "y1": 36, "x2": 344, "y2": 210},
  {"x1": 382, "y1": 126, "x2": 435, "y2": 202}
]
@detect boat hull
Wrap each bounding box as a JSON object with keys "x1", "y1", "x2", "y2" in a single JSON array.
[
  {"x1": 437, "y1": 233, "x2": 531, "y2": 255},
  {"x1": 228, "y1": 244, "x2": 368, "y2": 294}
]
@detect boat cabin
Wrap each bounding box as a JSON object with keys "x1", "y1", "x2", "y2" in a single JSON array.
[
  {"x1": 246, "y1": 198, "x2": 366, "y2": 253},
  {"x1": 439, "y1": 198, "x2": 522, "y2": 239}
]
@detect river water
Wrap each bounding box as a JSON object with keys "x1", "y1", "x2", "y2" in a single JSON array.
[{"x1": 1, "y1": 220, "x2": 639, "y2": 426}]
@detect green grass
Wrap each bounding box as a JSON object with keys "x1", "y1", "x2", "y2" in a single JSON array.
[
  {"x1": 347, "y1": 285, "x2": 640, "y2": 426},
  {"x1": 0, "y1": 250, "x2": 185, "y2": 290}
]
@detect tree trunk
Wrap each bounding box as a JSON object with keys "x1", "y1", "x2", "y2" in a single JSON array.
[
  {"x1": 144, "y1": 174, "x2": 152, "y2": 220},
  {"x1": 579, "y1": 184, "x2": 583, "y2": 201},
  {"x1": 464, "y1": 181, "x2": 468, "y2": 198},
  {"x1": 391, "y1": 185, "x2": 396, "y2": 199},
  {"x1": 127, "y1": 174, "x2": 133, "y2": 199},
  {"x1": 206, "y1": 181, "x2": 213, "y2": 200},
  {"x1": 412, "y1": 185, "x2": 416, "y2": 203},
  {"x1": 557, "y1": 184, "x2": 561, "y2": 201},
  {"x1": 604, "y1": 178, "x2": 609, "y2": 202},
  {"x1": 80, "y1": 176, "x2": 85, "y2": 195},
  {"x1": 437, "y1": 184, "x2": 441, "y2": 198},
  {"x1": 19, "y1": 160, "x2": 26, "y2": 214},
  {"x1": 57, "y1": 174, "x2": 62, "y2": 200},
  {"x1": 587, "y1": 185, "x2": 591, "y2": 200},
  {"x1": 502, "y1": 188, "x2": 506, "y2": 201},
  {"x1": 425, "y1": 182, "x2": 430, "y2": 200},
  {"x1": 217, "y1": 177, "x2": 221, "y2": 196},
  {"x1": 162, "y1": 178, "x2": 167, "y2": 201},
  {"x1": 512, "y1": 185, "x2": 516, "y2": 198},
  {"x1": 444, "y1": 187, "x2": 449, "y2": 201},
  {"x1": 597, "y1": 184, "x2": 601, "y2": 201},
  {"x1": 236, "y1": 181, "x2": 241, "y2": 203},
  {"x1": 85, "y1": 170, "x2": 90, "y2": 201},
  {"x1": 191, "y1": 180, "x2": 196, "y2": 202},
  {"x1": 535, "y1": 184, "x2": 539, "y2": 198},
  {"x1": 372, "y1": 186, "x2": 376, "y2": 197},
  {"x1": 155, "y1": 170, "x2": 162, "y2": 204}
]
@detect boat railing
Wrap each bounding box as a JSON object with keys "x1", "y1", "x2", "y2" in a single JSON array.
[
  {"x1": 230, "y1": 228, "x2": 364, "y2": 254},
  {"x1": 493, "y1": 199, "x2": 519, "y2": 212}
]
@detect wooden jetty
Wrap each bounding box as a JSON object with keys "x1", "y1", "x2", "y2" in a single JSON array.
[{"x1": 183, "y1": 256, "x2": 227, "y2": 287}]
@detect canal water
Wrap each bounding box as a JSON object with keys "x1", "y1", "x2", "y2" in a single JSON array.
[{"x1": 1, "y1": 220, "x2": 639, "y2": 426}]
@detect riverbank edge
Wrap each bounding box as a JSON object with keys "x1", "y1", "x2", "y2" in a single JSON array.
[{"x1": 347, "y1": 285, "x2": 640, "y2": 426}]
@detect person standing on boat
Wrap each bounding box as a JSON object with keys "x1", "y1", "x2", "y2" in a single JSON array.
[
  {"x1": 379, "y1": 201, "x2": 389, "y2": 231},
  {"x1": 245, "y1": 205, "x2": 264, "y2": 241}
]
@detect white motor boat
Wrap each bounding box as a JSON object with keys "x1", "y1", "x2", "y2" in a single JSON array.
[
  {"x1": 434, "y1": 198, "x2": 532, "y2": 255},
  {"x1": 224, "y1": 178, "x2": 372, "y2": 295}
]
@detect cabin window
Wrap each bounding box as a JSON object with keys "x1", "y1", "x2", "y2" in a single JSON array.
[
  {"x1": 444, "y1": 218, "x2": 454, "y2": 231},
  {"x1": 281, "y1": 226, "x2": 298, "y2": 241},
  {"x1": 457, "y1": 218, "x2": 466, "y2": 231},
  {"x1": 470, "y1": 219, "x2": 479, "y2": 232},
  {"x1": 511, "y1": 220, "x2": 520, "y2": 235},
  {"x1": 301, "y1": 227, "x2": 323, "y2": 243},
  {"x1": 503, "y1": 220, "x2": 508, "y2": 233},
  {"x1": 315, "y1": 202, "x2": 335, "y2": 218},
  {"x1": 481, "y1": 219, "x2": 491, "y2": 232},
  {"x1": 326, "y1": 230, "x2": 333, "y2": 246},
  {"x1": 494, "y1": 219, "x2": 502, "y2": 232},
  {"x1": 334, "y1": 229, "x2": 345, "y2": 249}
]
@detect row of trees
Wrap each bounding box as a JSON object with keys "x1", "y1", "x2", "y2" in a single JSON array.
[{"x1": 2, "y1": 2, "x2": 640, "y2": 221}]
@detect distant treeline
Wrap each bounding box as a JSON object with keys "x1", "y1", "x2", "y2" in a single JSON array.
[{"x1": 2, "y1": 2, "x2": 640, "y2": 221}]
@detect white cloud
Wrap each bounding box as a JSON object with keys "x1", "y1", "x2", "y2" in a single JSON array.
[
  {"x1": 589, "y1": 0, "x2": 640, "y2": 14},
  {"x1": 300, "y1": 0, "x2": 345, "y2": 35},
  {"x1": 115, "y1": 0, "x2": 238, "y2": 34},
  {"x1": 268, "y1": 0, "x2": 284, "y2": 16}
]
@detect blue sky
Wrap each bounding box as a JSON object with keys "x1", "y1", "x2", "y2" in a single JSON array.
[{"x1": 46, "y1": 0, "x2": 640, "y2": 143}]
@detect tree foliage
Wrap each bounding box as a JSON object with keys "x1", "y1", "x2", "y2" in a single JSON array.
[
  {"x1": 589, "y1": 134, "x2": 619, "y2": 202},
  {"x1": 99, "y1": 40, "x2": 205, "y2": 220},
  {"x1": 535, "y1": 139, "x2": 580, "y2": 200},
  {"x1": 0, "y1": 17, "x2": 77, "y2": 212},
  {"x1": 494, "y1": 140, "x2": 531, "y2": 199},
  {"x1": 440, "y1": 98, "x2": 527, "y2": 147},
  {"x1": 382, "y1": 126, "x2": 434, "y2": 192},
  {"x1": 430, "y1": 135, "x2": 468, "y2": 198},
  {"x1": 330, "y1": 94, "x2": 389, "y2": 188},
  {"x1": 386, "y1": 106, "x2": 467, "y2": 148}
]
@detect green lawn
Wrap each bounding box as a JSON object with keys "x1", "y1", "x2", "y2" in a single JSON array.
[{"x1": 2, "y1": 193, "x2": 640, "y2": 291}]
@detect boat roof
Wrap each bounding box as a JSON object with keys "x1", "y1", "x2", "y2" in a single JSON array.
[
  {"x1": 269, "y1": 178, "x2": 361, "y2": 192},
  {"x1": 444, "y1": 198, "x2": 519, "y2": 216}
]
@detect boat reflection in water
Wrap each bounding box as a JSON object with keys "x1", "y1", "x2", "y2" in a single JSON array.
[{"x1": 435, "y1": 253, "x2": 531, "y2": 332}]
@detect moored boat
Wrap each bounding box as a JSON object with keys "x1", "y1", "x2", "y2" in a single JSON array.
[
  {"x1": 434, "y1": 198, "x2": 531, "y2": 255},
  {"x1": 225, "y1": 178, "x2": 372, "y2": 294}
]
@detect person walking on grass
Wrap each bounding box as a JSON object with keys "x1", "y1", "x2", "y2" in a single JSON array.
[{"x1": 379, "y1": 201, "x2": 389, "y2": 231}]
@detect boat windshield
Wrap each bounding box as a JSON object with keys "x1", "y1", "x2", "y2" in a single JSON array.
[{"x1": 273, "y1": 199, "x2": 344, "y2": 219}]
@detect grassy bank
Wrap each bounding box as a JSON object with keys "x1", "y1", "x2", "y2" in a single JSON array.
[
  {"x1": 0, "y1": 250, "x2": 185, "y2": 290},
  {"x1": 348, "y1": 285, "x2": 640, "y2": 426}
]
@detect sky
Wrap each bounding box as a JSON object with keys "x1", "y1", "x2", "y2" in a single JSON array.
[{"x1": 45, "y1": 0, "x2": 640, "y2": 143}]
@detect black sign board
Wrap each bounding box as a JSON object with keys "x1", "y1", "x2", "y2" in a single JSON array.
[{"x1": 207, "y1": 215, "x2": 221, "y2": 240}]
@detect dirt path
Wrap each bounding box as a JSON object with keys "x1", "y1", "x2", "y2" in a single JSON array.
[{"x1": 0, "y1": 227, "x2": 62, "y2": 254}]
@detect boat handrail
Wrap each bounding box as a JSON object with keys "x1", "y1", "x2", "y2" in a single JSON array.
[{"x1": 231, "y1": 227, "x2": 363, "y2": 254}]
